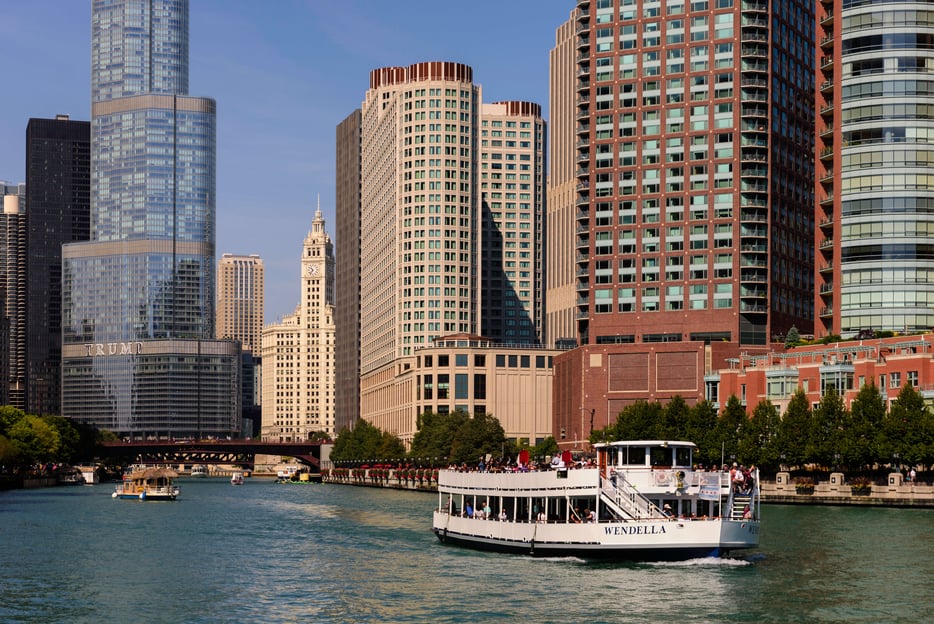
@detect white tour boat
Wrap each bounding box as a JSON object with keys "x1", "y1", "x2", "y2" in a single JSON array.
[
  {"x1": 432, "y1": 440, "x2": 759, "y2": 561},
  {"x1": 230, "y1": 471, "x2": 244, "y2": 485},
  {"x1": 190, "y1": 465, "x2": 209, "y2": 478}
]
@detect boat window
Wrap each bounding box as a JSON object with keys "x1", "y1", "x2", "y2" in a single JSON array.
[
  {"x1": 675, "y1": 447, "x2": 691, "y2": 466},
  {"x1": 650, "y1": 447, "x2": 671, "y2": 466},
  {"x1": 622, "y1": 446, "x2": 645, "y2": 465}
]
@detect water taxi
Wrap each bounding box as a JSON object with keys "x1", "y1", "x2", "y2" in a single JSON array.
[
  {"x1": 432, "y1": 440, "x2": 759, "y2": 561},
  {"x1": 190, "y1": 465, "x2": 209, "y2": 478},
  {"x1": 230, "y1": 471, "x2": 244, "y2": 485},
  {"x1": 113, "y1": 468, "x2": 180, "y2": 501}
]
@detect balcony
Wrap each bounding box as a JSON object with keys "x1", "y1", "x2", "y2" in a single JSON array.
[
  {"x1": 820, "y1": 282, "x2": 834, "y2": 295},
  {"x1": 742, "y1": 0, "x2": 767, "y2": 11},
  {"x1": 819, "y1": 145, "x2": 834, "y2": 160},
  {"x1": 820, "y1": 34, "x2": 834, "y2": 49},
  {"x1": 820, "y1": 80, "x2": 834, "y2": 93},
  {"x1": 819, "y1": 306, "x2": 834, "y2": 317},
  {"x1": 820, "y1": 55, "x2": 834, "y2": 70},
  {"x1": 819, "y1": 262, "x2": 833, "y2": 273},
  {"x1": 819, "y1": 238, "x2": 834, "y2": 250}
]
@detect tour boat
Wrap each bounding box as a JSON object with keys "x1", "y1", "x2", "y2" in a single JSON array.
[
  {"x1": 230, "y1": 471, "x2": 244, "y2": 485},
  {"x1": 432, "y1": 440, "x2": 760, "y2": 561},
  {"x1": 113, "y1": 468, "x2": 180, "y2": 501},
  {"x1": 190, "y1": 465, "x2": 208, "y2": 478}
]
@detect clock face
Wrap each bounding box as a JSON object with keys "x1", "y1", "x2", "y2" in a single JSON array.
[{"x1": 305, "y1": 264, "x2": 318, "y2": 276}]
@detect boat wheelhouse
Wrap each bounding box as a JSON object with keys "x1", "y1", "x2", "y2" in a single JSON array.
[{"x1": 432, "y1": 440, "x2": 759, "y2": 561}]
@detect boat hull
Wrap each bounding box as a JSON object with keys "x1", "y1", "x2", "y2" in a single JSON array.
[{"x1": 432, "y1": 512, "x2": 757, "y2": 561}]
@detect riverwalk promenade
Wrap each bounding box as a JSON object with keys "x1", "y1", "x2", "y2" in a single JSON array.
[{"x1": 322, "y1": 467, "x2": 934, "y2": 508}]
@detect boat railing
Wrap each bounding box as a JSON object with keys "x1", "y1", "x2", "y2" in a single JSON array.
[
  {"x1": 725, "y1": 468, "x2": 760, "y2": 520},
  {"x1": 600, "y1": 471, "x2": 668, "y2": 520}
]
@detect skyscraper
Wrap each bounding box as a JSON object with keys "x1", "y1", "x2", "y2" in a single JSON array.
[
  {"x1": 61, "y1": 0, "x2": 240, "y2": 438},
  {"x1": 551, "y1": 0, "x2": 815, "y2": 445},
  {"x1": 25, "y1": 115, "x2": 90, "y2": 416},
  {"x1": 479, "y1": 101, "x2": 546, "y2": 345},
  {"x1": 261, "y1": 207, "x2": 335, "y2": 441},
  {"x1": 0, "y1": 181, "x2": 26, "y2": 409},
  {"x1": 338, "y1": 61, "x2": 548, "y2": 443},
  {"x1": 217, "y1": 254, "x2": 264, "y2": 354},
  {"x1": 335, "y1": 110, "x2": 361, "y2": 434},
  {"x1": 815, "y1": 0, "x2": 934, "y2": 336}
]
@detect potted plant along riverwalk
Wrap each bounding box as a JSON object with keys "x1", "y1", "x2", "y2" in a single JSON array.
[
  {"x1": 794, "y1": 476, "x2": 815, "y2": 495},
  {"x1": 849, "y1": 476, "x2": 872, "y2": 496}
]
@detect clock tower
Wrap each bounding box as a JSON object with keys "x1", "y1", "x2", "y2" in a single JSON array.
[{"x1": 261, "y1": 200, "x2": 335, "y2": 442}]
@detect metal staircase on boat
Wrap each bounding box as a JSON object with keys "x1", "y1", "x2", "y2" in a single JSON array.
[{"x1": 599, "y1": 472, "x2": 668, "y2": 520}]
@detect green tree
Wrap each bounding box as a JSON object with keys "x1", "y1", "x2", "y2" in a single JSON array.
[
  {"x1": 532, "y1": 436, "x2": 559, "y2": 461},
  {"x1": 713, "y1": 395, "x2": 746, "y2": 464},
  {"x1": 846, "y1": 382, "x2": 885, "y2": 470},
  {"x1": 685, "y1": 400, "x2": 719, "y2": 465},
  {"x1": 738, "y1": 399, "x2": 780, "y2": 470},
  {"x1": 0, "y1": 406, "x2": 26, "y2": 437},
  {"x1": 409, "y1": 410, "x2": 469, "y2": 462},
  {"x1": 775, "y1": 389, "x2": 811, "y2": 468},
  {"x1": 0, "y1": 434, "x2": 21, "y2": 466},
  {"x1": 809, "y1": 385, "x2": 848, "y2": 469},
  {"x1": 449, "y1": 412, "x2": 506, "y2": 466},
  {"x1": 330, "y1": 420, "x2": 402, "y2": 463},
  {"x1": 882, "y1": 384, "x2": 929, "y2": 467},
  {"x1": 8, "y1": 415, "x2": 61, "y2": 465},
  {"x1": 611, "y1": 400, "x2": 664, "y2": 440},
  {"x1": 658, "y1": 395, "x2": 690, "y2": 440},
  {"x1": 785, "y1": 326, "x2": 800, "y2": 347}
]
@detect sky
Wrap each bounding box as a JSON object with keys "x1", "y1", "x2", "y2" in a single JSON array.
[{"x1": 0, "y1": 0, "x2": 574, "y2": 321}]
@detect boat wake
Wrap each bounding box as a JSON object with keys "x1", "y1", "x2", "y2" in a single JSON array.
[{"x1": 648, "y1": 556, "x2": 752, "y2": 568}]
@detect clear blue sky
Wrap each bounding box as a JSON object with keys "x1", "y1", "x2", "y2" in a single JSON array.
[{"x1": 0, "y1": 1, "x2": 573, "y2": 321}]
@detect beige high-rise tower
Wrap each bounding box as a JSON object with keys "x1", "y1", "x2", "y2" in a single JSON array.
[
  {"x1": 216, "y1": 254, "x2": 264, "y2": 354},
  {"x1": 261, "y1": 206, "x2": 335, "y2": 441}
]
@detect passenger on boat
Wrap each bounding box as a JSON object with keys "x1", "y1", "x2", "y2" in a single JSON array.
[
  {"x1": 499, "y1": 509, "x2": 507, "y2": 521},
  {"x1": 483, "y1": 501, "x2": 492, "y2": 518},
  {"x1": 465, "y1": 502, "x2": 474, "y2": 518},
  {"x1": 663, "y1": 504, "x2": 674, "y2": 518},
  {"x1": 583, "y1": 508, "x2": 595, "y2": 523}
]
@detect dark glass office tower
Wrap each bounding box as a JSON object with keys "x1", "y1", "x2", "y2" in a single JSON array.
[
  {"x1": 61, "y1": 0, "x2": 239, "y2": 438},
  {"x1": 25, "y1": 115, "x2": 90, "y2": 415}
]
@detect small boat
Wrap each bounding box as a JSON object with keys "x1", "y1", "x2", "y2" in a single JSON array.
[
  {"x1": 113, "y1": 468, "x2": 180, "y2": 501},
  {"x1": 190, "y1": 465, "x2": 208, "y2": 478},
  {"x1": 432, "y1": 440, "x2": 760, "y2": 561},
  {"x1": 230, "y1": 472, "x2": 244, "y2": 485}
]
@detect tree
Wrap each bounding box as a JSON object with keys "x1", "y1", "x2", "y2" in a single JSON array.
[
  {"x1": 409, "y1": 410, "x2": 469, "y2": 462},
  {"x1": 775, "y1": 389, "x2": 811, "y2": 469},
  {"x1": 882, "y1": 384, "x2": 929, "y2": 467},
  {"x1": 846, "y1": 382, "x2": 885, "y2": 470},
  {"x1": 330, "y1": 420, "x2": 403, "y2": 463},
  {"x1": 658, "y1": 395, "x2": 690, "y2": 440},
  {"x1": 0, "y1": 406, "x2": 26, "y2": 437},
  {"x1": 7, "y1": 415, "x2": 61, "y2": 465},
  {"x1": 739, "y1": 399, "x2": 780, "y2": 470},
  {"x1": 785, "y1": 326, "x2": 801, "y2": 347},
  {"x1": 611, "y1": 400, "x2": 664, "y2": 440},
  {"x1": 808, "y1": 385, "x2": 848, "y2": 469},
  {"x1": 448, "y1": 412, "x2": 506, "y2": 465},
  {"x1": 685, "y1": 400, "x2": 719, "y2": 465},
  {"x1": 532, "y1": 436, "x2": 559, "y2": 461},
  {"x1": 713, "y1": 395, "x2": 746, "y2": 464}
]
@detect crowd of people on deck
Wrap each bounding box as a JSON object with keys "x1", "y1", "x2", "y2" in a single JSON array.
[{"x1": 447, "y1": 454, "x2": 596, "y2": 474}]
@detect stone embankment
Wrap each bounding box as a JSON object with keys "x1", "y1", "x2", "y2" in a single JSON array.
[
  {"x1": 323, "y1": 467, "x2": 934, "y2": 508},
  {"x1": 762, "y1": 471, "x2": 933, "y2": 507}
]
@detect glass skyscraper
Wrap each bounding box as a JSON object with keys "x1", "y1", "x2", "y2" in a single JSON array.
[{"x1": 61, "y1": 0, "x2": 239, "y2": 438}]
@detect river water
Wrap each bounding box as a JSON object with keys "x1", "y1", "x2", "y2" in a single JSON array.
[{"x1": 1, "y1": 478, "x2": 930, "y2": 623}]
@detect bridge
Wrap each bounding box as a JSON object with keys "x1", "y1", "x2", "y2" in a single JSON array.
[{"x1": 97, "y1": 440, "x2": 325, "y2": 471}]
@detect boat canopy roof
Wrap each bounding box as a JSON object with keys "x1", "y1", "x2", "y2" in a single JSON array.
[
  {"x1": 129, "y1": 468, "x2": 178, "y2": 480},
  {"x1": 594, "y1": 440, "x2": 696, "y2": 449}
]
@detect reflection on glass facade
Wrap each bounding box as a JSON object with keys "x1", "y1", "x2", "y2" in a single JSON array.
[
  {"x1": 62, "y1": 0, "x2": 239, "y2": 437},
  {"x1": 818, "y1": 0, "x2": 934, "y2": 335}
]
